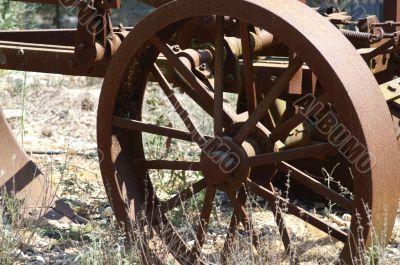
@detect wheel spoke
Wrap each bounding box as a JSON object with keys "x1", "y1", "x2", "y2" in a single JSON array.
[
  {"x1": 214, "y1": 16, "x2": 225, "y2": 136},
  {"x1": 240, "y1": 21, "x2": 257, "y2": 114},
  {"x1": 269, "y1": 112, "x2": 305, "y2": 143},
  {"x1": 221, "y1": 188, "x2": 256, "y2": 263},
  {"x1": 248, "y1": 142, "x2": 337, "y2": 167},
  {"x1": 191, "y1": 185, "x2": 216, "y2": 259},
  {"x1": 247, "y1": 180, "x2": 348, "y2": 242},
  {"x1": 151, "y1": 36, "x2": 238, "y2": 128},
  {"x1": 267, "y1": 183, "x2": 293, "y2": 255},
  {"x1": 278, "y1": 162, "x2": 353, "y2": 211},
  {"x1": 151, "y1": 64, "x2": 207, "y2": 147},
  {"x1": 156, "y1": 216, "x2": 205, "y2": 265},
  {"x1": 158, "y1": 178, "x2": 208, "y2": 215},
  {"x1": 221, "y1": 210, "x2": 240, "y2": 264},
  {"x1": 141, "y1": 160, "x2": 202, "y2": 171},
  {"x1": 227, "y1": 190, "x2": 259, "y2": 249},
  {"x1": 270, "y1": 89, "x2": 329, "y2": 142},
  {"x1": 234, "y1": 56, "x2": 303, "y2": 144},
  {"x1": 113, "y1": 116, "x2": 211, "y2": 142},
  {"x1": 270, "y1": 91, "x2": 328, "y2": 143},
  {"x1": 288, "y1": 54, "x2": 303, "y2": 94},
  {"x1": 137, "y1": 234, "x2": 165, "y2": 265}
]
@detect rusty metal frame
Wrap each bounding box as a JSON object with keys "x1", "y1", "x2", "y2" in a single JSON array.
[
  {"x1": 0, "y1": 0, "x2": 399, "y2": 253},
  {"x1": 0, "y1": 29, "x2": 76, "y2": 46},
  {"x1": 0, "y1": 41, "x2": 108, "y2": 77},
  {"x1": 384, "y1": 0, "x2": 400, "y2": 22}
]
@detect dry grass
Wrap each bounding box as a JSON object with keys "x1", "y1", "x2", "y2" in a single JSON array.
[{"x1": 0, "y1": 72, "x2": 400, "y2": 265}]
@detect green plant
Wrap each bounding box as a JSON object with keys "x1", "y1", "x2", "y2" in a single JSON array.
[
  {"x1": 0, "y1": 193, "x2": 26, "y2": 265},
  {"x1": 0, "y1": 0, "x2": 37, "y2": 30},
  {"x1": 74, "y1": 224, "x2": 143, "y2": 265}
]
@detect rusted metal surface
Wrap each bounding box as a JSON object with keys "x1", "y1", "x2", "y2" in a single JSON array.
[
  {"x1": 0, "y1": 41, "x2": 108, "y2": 77},
  {"x1": 1, "y1": 0, "x2": 400, "y2": 263},
  {"x1": 96, "y1": 0, "x2": 400, "y2": 264},
  {"x1": 384, "y1": 0, "x2": 400, "y2": 24},
  {"x1": 1, "y1": 0, "x2": 124, "y2": 222},
  {"x1": 0, "y1": 108, "x2": 87, "y2": 223},
  {"x1": 0, "y1": 29, "x2": 77, "y2": 46},
  {"x1": 0, "y1": 27, "x2": 131, "y2": 76},
  {"x1": 14, "y1": 0, "x2": 121, "y2": 9},
  {"x1": 140, "y1": 0, "x2": 173, "y2": 8}
]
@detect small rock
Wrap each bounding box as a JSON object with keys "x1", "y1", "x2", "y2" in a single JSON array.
[
  {"x1": 42, "y1": 229, "x2": 62, "y2": 240},
  {"x1": 50, "y1": 245, "x2": 62, "y2": 252},
  {"x1": 55, "y1": 259, "x2": 73, "y2": 265},
  {"x1": 3, "y1": 109, "x2": 21, "y2": 120},
  {"x1": 12, "y1": 249, "x2": 28, "y2": 260},
  {"x1": 25, "y1": 249, "x2": 36, "y2": 256},
  {"x1": 28, "y1": 255, "x2": 46, "y2": 265},
  {"x1": 100, "y1": 206, "x2": 113, "y2": 218},
  {"x1": 0, "y1": 53, "x2": 7, "y2": 65},
  {"x1": 59, "y1": 110, "x2": 69, "y2": 119},
  {"x1": 41, "y1": 128, "x2": 53, "y2": 137},
  {"x1": 0, "y1": 90, "x2": 12, "y2": 106},
  {"x1": 314, "y1": 202, "x2": 325, "y2": 209},
  {"x1": 328, "y1": 214, "x2": 346, "y2": 227},
  {"x1": 47, "y1": 219, "x2": 70, "y2": 230},
  {"x1": 81, "y1": 97, "x2": 95, "y2": 112},
  {"x1": 82, "y1": 233, "x2": 94, "y2": 242}
]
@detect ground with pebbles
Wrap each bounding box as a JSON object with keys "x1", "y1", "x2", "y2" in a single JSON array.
[{"x1": 0, "y1": 72, "x2": 399, "y2": 264}]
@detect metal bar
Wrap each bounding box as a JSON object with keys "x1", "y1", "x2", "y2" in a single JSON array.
[
  {"x1": 13, "y1": 0, "x2": 80, "y2": 6},
  {"x1": 233, "y1": 57, "x2": 303, "y2": 144},
  {"x1": 140, "y1": 0, "x2": 173, "y2": 7},
  {"x1": 384, "y1": 0, "x2": 400, "y2": 24},
  {"x1": 0, "y1": 28, "x2": 132, "y2": 47},
  {"x1": 0, "y1": 40, "x2": 74, "y2": 50},
  {"x1": 214, "y1": 16, "x2": 225, "y2": 135},
  {"x1": 0, "y1": 29, "x2": 77, "y2": 46},
  {"x1": 12, "y1": 0, "x2": 121, "y2": 8},
  {"x1": 278, "y1": 162, "x2": 353, "y2": 211},
  {"x1": 247, "y1": 142, "x2": 337, "y2": 167},
  {"x1": 240, "y1": 22, "x2": 258, "y2": 113},
  {"x1": 112, "y1": 116, "x2": 195, "y2": 142},
  {"x1": 0, "y1": 39, "x2": 313, "y2": 90},
  {"x1": 0, "y1": 41, "x2": 107, "y2": 77},
  {"x1": 158, "y1": 179, "x2": 208, "y2": 215},
  {"x1": 248, "y1": 180, "x2": 348, "y2": 242}
]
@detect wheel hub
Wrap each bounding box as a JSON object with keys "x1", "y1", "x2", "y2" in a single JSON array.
[
  {"x1": 200, "y1": 136, "x2": 253, "y2": 191},
  {"x1": 200, "y1": 118, "x2": 277, "y2": 191}
]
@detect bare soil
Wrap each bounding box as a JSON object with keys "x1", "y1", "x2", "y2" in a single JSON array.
[{"x1": 1, "y1": 72, "x2": 399, "y2": 264}]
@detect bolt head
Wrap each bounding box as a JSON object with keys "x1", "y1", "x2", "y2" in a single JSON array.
[
  {"x1": 388, "y1": 84, "x2": 397, "y2": 92},
  {"x1": 224, "y1": 74, "x2": 235, "y2": 83},
  {"x1": 200, "y1": 63, "x2": 208, "y2": 70},
  {"x1": 77, "y1": 43, "x2": 86, "y2": 51},
  {"x1": 67, "y1": 60, "x2": 75, "y2": 68},
  {"x1": 172, "y1": 45, "x2": 181, "y2": 52},
  {"x1": 17, "y1": 49, "x2": 24, "y2": 57}
]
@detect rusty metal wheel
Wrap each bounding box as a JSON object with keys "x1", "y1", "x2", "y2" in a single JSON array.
[{"x1": 97, "y1": 0, "x2": 399, "y2": 264}]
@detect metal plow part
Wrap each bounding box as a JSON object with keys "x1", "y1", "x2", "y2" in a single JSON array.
[{"x1": 0, "y1": 106, "x2": 86, "y2": 223}]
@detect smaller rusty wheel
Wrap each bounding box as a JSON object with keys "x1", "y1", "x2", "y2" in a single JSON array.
[{"x1": 97, "y1": 1, "x2": 399, "y2": 264}]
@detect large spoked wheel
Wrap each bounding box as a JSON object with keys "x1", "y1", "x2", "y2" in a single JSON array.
[{"x1": 97, "y1": 0, "x2": 399, "y2": 264}]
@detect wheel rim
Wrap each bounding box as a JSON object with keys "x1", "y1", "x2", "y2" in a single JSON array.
[{"x1": 97, "y1": 0, "x2": 400, "y2": 264}]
